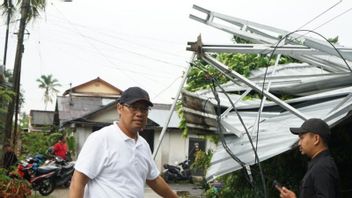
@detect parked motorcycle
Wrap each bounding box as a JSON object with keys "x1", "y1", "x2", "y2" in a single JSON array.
[
  {"x1": 17, "y1": 156, "x2": 75, "y2": 196},
  {"x1": 163, "y1": 159, "x2": 192, "y2": 183}
]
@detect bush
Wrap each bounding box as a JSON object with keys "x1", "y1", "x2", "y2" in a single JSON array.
[{"x1": 0, "y1": 168, "x2": 31, "y2": 198}]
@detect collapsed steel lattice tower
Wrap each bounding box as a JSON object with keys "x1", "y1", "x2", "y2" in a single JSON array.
[{"x1": 183, "y1": 5, "x2": 352, "y2": 181}]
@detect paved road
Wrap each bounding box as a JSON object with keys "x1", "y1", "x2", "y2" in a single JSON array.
[{"x1": 36, "y1": 183, "x2": 204, "y2": 198}]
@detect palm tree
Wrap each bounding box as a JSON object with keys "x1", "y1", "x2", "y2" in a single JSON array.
[
  {"x1": 36, "y1": 74, "x2": 61, "y2": 110},
  {"x1": 1, "y1": 0, "x2": 47, "y2": 145},
  {"x1": 1, "y1": 0, "x2": 15, "y2": 67}
]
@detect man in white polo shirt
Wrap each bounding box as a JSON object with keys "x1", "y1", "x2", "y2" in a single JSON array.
[{"x1": 69, "y1": 87, "x2": 178, "y2": 198}]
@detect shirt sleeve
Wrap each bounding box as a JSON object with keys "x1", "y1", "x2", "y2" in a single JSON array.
[
  {"x1": 74, "y1": 132, "x2": 108, "y2": 179},
  {"x1": 146, "y1": 144, "x2": 160, "y2": 180}
]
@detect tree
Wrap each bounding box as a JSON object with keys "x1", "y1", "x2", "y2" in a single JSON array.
[
  {"x1": 36, "y1": 74, "x2": 61, "y2": 110},
  {"x1": 1, "y1": 0, "x2": 46, "y2": 145},
  {"x1": 1, "y1": 0, "x2": 16, "y2": 67}
]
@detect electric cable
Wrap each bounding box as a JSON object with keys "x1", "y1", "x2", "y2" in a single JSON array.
[
  {"x1": 210, "y1": 78, "x2": 267, "y2": 198},
  {"x1": 209, "y1": 79, "x2": 256, "y2": 190},
  {"x1": 257, "y1": 30, "x2": 351, "y2": 72},
  {"x1": 209, "y1": 81, "x2": 246, "y2": 167},
  {"x1": 254, "y1": 29, "x2": 352, "y2": 159},
  {"x1": 39, "y1": 36, "x2": 178, "y2": 77},
  {"x1": 190, "y1": 28, "x2": 350, "y2": 195},
  {"x1": 152, "y1": 74, "x2": 182, "y2": 100},
  {"x1": 296, "y1": 0, "x2": 343, "y2": 30},
  {"x1": 45, "y1": 12, "x2": 188, "y2": 46},
  {"x1": 254, "y1": 30, "x2": 352, "y2": 151},
  {"x1": 191, "y1": 29, "x2": 352, "y2": 198},
  {"x1": 190, "y1": 63, "x2": 265, "y2": 197},
  {"x1": 47, "y1": 5, "x2": 189, "y2": 67},
  {"x1": 311, "y1": 7, "x2": 352, "y2": 32},
  {"x1": 250, "y1": 30, "x2": 352, "y2": 191},
  {"x1": 256, "y1": 30, "x2": 352, "y2": 156}
]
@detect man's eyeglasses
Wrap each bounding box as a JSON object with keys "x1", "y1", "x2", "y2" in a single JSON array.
[{"x1": 122, "y1": 104, "x2": 151, "y2": 113}]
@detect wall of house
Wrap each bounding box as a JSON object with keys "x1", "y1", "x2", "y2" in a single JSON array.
[
  {"x1": 153, "y1": 128, "x2": 217, "y2": 171},
  {"x1": 75, "y1": 82, "x2": 119, "y2": 95},
  {"x1": 74, "y1": 126, "x2": 93, "y2": 158},
  {"x1": 153, "y1": 129, "x2": 187, "y2": 170},
  {"x1": 90, "y1": 107, "x2": 118, "y2": 123}
]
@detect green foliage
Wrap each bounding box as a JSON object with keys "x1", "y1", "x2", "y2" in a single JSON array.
[
  {"x1": 0, "y1": 87, "x2": 15, "y2": 132},
  {"x1": 186, "y1": 59, "x2": 228, "y2": 92},
  {"x1": 191, "y1": 149, "x2": 213, "y2": 175},
  {"x1": 183, "y1": 38, "x2": 309, "y2": 197},
  {"x1": 19, "y1": 112, "x2": 29, "y2": 130},
  {"x1": 36, "y1": 74, "x2": 61, "y2": 109},
  {"x1": 233, "y1": 36, "x2": 253, "y2": 44},
  {"x1": 65, "y1": 130, "x2": 76, "y2": 156},
  {"x1": 217, "y1": 53, "x2": 271, "y2": 77},
  {"x1": 328, "y1": 36, "x2": 339, "y2": 44},
  {"x1": 20, "y1": 130, "x2": 76, "y2": 161},
  {"x1": 21, "y1": 132, "x2": 61, "y2": 158},
  {"x1": 0, "y1": 168, "x2": 32, "y2": 197},
  {"x1": 0, "y1": 87, "x2": 14, "y2": 107},
  {"x1": 176, "y1": 101, "x2": 189, "y2": 138},
  {"x1": 183, "y1": 35, "x2": 352, "y2": 198},
  {"x1": 202, "y1": 149, "x2": 306, "y2": 198}
]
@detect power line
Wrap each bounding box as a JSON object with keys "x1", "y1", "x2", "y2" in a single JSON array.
[
  {"x1": 312, "y1": 7, "x2": 352, "y2": 31},
  {"x1": 50, "y1": 3, "x2": 145, "y2": 87},
  {"x1": 45, "y1": 7, "x2": 188, "y2": 70},
  {"x1": 45, "y1": 12, "x2": 188, "y2": 46},
  {"x1": 37, "y1": 36, "x2": 179, "y2": 78},
  {"x1": 45, "y1": 17, "x2": 189, "y2": 60},
  {"x1": 41, "y1": 38, "x2": 179, "y2": 80},
  {"x1": 79, "y1": 34, "x2": 187, "y2": 69},
  {"x1": 152, "y1": 74, "x2": 182, "y2": 100},
  {"x1": 297, "y1": 0, "x2": 343, "y2": 30}
]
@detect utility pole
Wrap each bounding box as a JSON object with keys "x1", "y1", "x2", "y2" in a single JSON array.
[{"x1": 4, "y1": 0, "x2": 30, "y2": 145}]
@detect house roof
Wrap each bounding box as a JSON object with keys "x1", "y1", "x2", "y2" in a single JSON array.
[
  {"x1": 62, "y1": 77, "x2": 122, "y2": 97},
  {"x1": 56, "y1": 95, "x2": 117, "y2": 126},
  {"x1": 62, "y1": 101, "x2": 181, "y2": 128},
  {"x1": 56, "y1": 77, "x2": 122, "y2": 126},
  {"x1": 56, "y1": 77, "x2": 181, "y2": 129}
]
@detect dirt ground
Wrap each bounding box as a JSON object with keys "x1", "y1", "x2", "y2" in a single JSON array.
[{"x1": 30, "y1": 183, "x2": 204, "y2": 198}]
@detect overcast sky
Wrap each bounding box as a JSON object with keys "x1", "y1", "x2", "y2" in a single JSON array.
[{"x1": 1, "y1": 0, "x2": 351, "y2": 113}]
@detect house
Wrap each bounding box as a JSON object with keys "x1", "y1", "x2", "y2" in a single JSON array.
[
  {"x1": 29, "y1": 110, "x2": 55, "y2": 132},
  {"x1": 53, "y1": 77, "x2": 216, "y2": 170}
]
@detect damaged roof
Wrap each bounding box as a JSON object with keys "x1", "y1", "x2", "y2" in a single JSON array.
[{"x1": 183, "y1": 5, "x2": 352, "y2": 181}]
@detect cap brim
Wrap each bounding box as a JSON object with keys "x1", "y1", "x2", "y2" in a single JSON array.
[
  {"x1": 126, "y1": 98, "x2": 153, "y2": 107},
  {"x1": 289, "y1": 127, "x2": 306, "y2": 135}
]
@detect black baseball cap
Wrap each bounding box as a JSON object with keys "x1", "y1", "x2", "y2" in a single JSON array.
[
  {"x1": 118, "y1": 87, "x2": 153, "y2": 107},
  {"x1": 290, "y1": 118, "x2": 330, "y2": 142}
]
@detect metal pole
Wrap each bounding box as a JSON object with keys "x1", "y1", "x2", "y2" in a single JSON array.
[
  {"x1": 202, "y1": 53, "x2": 308, "y2": 121},
  {"x1": 152, "y1": 55, "x2": 195, "y2": 159}
]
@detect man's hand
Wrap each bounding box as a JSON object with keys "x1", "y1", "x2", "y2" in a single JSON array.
[{"x1": 279, "y1": 187, "x2": 297, "y2": 198}]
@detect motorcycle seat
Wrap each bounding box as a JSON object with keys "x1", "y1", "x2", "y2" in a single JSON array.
[
  {"x1": 38, "y1": 165, "x2": 58, "y2": 174},
  {"x1": 62, "y1": 163, "x2": 74, "y2": 170}
]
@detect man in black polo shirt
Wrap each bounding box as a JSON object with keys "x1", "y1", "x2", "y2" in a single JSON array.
[{"x1": 279, "y1": 118, "x2": 340, "y2": 198}]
